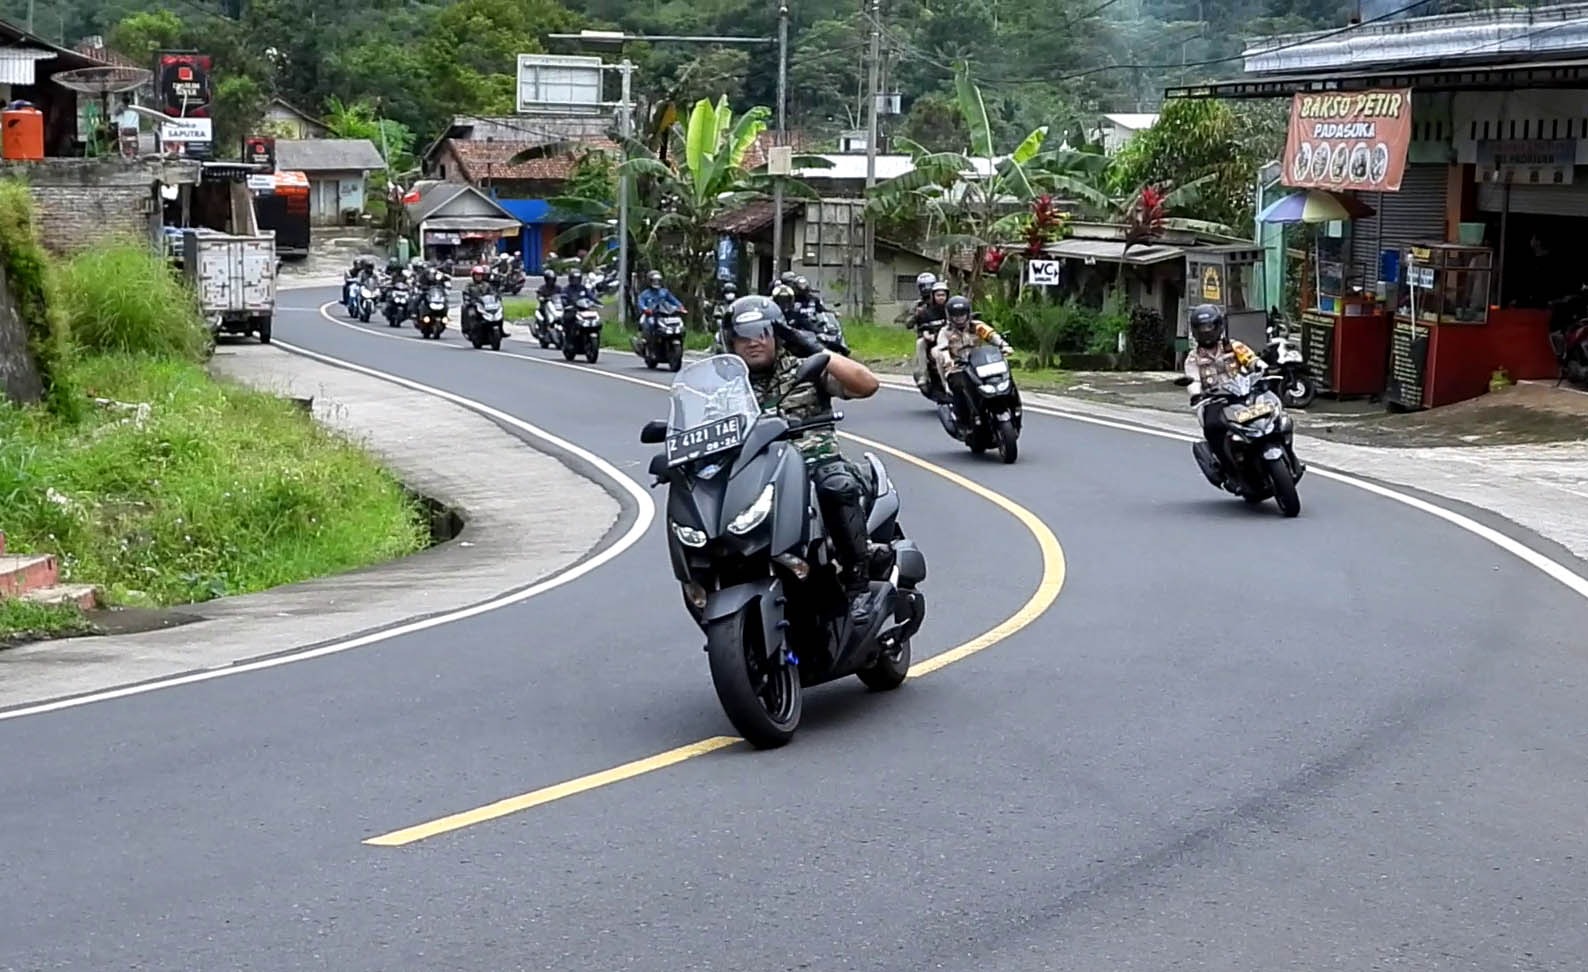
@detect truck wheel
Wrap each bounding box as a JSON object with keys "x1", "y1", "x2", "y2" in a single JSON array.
[{"x1": 256, "y1": 316, "x2": 273, "y2": 344}]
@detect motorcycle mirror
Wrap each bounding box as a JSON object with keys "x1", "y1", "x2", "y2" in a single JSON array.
[
  {"x1": 640, "y1": 419, "x2": 668, "y2": 444},
  {"x1": 647, "y1": 452, "x2": 669, "y2": 478},
  {"x1": 793, "y1": 352, "x2": 831, "y2": 387}
]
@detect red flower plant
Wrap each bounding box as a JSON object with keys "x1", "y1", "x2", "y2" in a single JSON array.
[
  {"x1": 983, "y1": 247, "x2": 1007, "y2": 273},
  {"x1": 1124, "y1": 185, "x2": 1168, "y2": 247}
]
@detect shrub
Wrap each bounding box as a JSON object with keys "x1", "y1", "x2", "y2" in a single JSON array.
[
  {"x1": 0, "y1": 179, "x2": 73, "y2": 412},
  {"x1": 56, "y1": 240, "x2": 209, "y2": 361}
]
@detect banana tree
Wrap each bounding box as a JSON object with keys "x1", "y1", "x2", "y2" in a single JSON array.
[{"x1": 865, "y1": 63, "x2": 1110, "y2": 296}]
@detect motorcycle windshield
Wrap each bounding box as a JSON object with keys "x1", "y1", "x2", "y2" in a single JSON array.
[
  {"x1": 478, "y1": 295, "x2": 502, "y2": 311},
  {"x1": 665, "y1": 356, "x2": 762, "y2": 464}
]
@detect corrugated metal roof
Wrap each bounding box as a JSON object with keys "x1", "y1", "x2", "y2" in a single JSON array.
[
  {"x1": 1045, "y1": 239, "x2": 1185, "y2": 265},
  {"x1": 274, "y1": 138, "x2": 386, "y2": 172},
  {"x1": 0, "y1": 47, "x2": 57, "y2": 85}
]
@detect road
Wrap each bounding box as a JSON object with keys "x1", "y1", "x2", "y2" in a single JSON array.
[{"x1": 3, "y1": 290, "x2": 1586, "y2": 971}]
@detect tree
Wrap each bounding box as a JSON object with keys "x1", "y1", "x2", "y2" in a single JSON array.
[{"x1": 1107, "y1": 98, "x2": 1273, "y2": 230}]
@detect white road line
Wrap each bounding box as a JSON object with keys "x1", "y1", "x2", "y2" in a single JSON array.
[
  {"x1": 0, "y1": 342, "x2": 658, "y2": 723},
  {"x1": 310, "y1": 305, "x2": 1588, "y2": 605}
]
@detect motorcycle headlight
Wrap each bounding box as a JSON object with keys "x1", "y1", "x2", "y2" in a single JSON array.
[
  {"x1": 672, "y1": 521, "x2": 707, "y2": 548},
  {"x1": 727, "y1": 483, "x2": 775, "y2": 535}
]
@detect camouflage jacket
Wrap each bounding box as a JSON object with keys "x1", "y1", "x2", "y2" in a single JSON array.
[{"x1": 750, "y1": 352, "x2": 850, "y2": 464}]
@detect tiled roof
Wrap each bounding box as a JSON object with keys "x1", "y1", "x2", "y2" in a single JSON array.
[
  {"x1": 441, "y1": 137, "x2": 618, "y2": 182},
  {"x1": 706, "y1": 199, "x2": 800, "y2": 235}
]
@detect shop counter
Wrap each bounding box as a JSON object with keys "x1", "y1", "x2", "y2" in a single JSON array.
[{"x1": 1299, "y1": 309, "x2": 1393, "y2": 397}]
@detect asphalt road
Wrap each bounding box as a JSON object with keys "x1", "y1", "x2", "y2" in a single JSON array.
[{"x1": 3, "y1": 291, "x2": 1587, "y2": 971}]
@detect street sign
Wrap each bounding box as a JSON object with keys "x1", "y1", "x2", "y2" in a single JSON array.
[
  {"x1": 1026, "y1": 258, "x2": 1060, "y2": 286},
  {"x1": 159, "y1": 117, "x2": 212, "y2": 142}
]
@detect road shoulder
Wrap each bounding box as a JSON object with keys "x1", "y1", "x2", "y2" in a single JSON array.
[{"x1": 0, "y1": 341, "x2": 623, "y2": 711}]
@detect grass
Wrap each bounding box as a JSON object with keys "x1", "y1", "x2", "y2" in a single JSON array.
[
  {"x1": 0, "y1": 353, "x2": 430, "y2": 610},
  {"x1": 56, "y1": 240, "x2": 210, "y2": 360},
  {"x1": 0, "y1": 600, "x2": 94, "y2": 645}
]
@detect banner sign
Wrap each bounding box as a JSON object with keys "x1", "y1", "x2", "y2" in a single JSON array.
[
  {"x1": 244, "y1": 135, "x2": 277, "y2": 169},
  {"x1": 1475, "y1": 139, "x2": 1577, "y2": 185},
  {"x1": 159, "y1": 118, "x2": 212, "y2": 143},
  {"x1": 1283, "y1": 88, "x2": 1412, "y2": 192},
  {"x1": 155, "y1": 51, "x2": 214, "y2": 159}
]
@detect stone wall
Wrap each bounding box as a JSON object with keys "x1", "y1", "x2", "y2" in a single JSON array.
[
  {"x1": 0, "y1": 159, "x2": 201, "y2": 255},
  {"x1": 0, "y1": 263, "x2": 44, "y2": 406}
]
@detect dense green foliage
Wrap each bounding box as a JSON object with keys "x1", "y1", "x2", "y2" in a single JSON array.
[
  {"x1": 0, "y1": 180, "x2": 73, "y2": 414},
  {"x1": 56, "y1": 240, "x2": 211, "y2": 360},
  {"x1": 4, "y1": 0, "x2": 1386, "y2": 154}
]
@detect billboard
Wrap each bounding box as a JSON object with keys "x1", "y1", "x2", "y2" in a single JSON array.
[
  {"x1": 155, "y1": 51, "x2": 214, "y2": 159},
  {"x1": 1283, "y1": 89, "x2": 1413, "y2": 192},
  {"x1": 244, "y1": 135, "x2": 277, "y2": 169}
]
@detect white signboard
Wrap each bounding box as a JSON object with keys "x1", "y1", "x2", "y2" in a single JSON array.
[
  {"x1": 1026, "y1": 258, "x2": 1061, "y2": 286},
  {"x1": 246, "y1": 174, "x2": 275, "y2": 192},
  {"x1": 159, "y1": 117, "x2": 213, "y2": 142}
]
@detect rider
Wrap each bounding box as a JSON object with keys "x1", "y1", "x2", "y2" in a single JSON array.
[
  {"x1": 770, "y1": 283, "x2": 800, "y2": 325},
  {"x1": 535, "y1": 268, "x2": 559, "y2": 301},
  {"x1": 1185, "y1": 303, "x2": 1264, "y2": 480},
  {"x1": 912, "y1": 281, "x2": 950, "y2": 329},
  {"x1": 933, "y1": 295, "x2": 1015, "y2": 428},
  {"x1": 562, "y1": 268, "x2": 598, "y2": 304},
  {"x1": 722, "y1": 296, "x2": 882, "y2": 626},
  {"x1": 636, "y1": 270, "x2": 685, "y2": 340},
  {"x1": 791, "y1": 275, "x2": 828, "y2": 319},
  {"x1": 908, "y1": 271, "x2": 938, "y2": 319}
]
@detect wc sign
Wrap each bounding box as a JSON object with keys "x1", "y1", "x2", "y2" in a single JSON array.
[{"x1": 1025, "y1": 258, "x2": 1061, "y2": 286}]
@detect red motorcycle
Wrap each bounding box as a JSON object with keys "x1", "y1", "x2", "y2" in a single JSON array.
[{"x1": 1548, "y1": 291, "x2": 1588, "y2": 389}]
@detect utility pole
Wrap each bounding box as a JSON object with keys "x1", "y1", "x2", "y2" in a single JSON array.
[
  {"x1": 617, "y1": 58, "x2": 635, "y2": 329},
  {"x1": 25, "y1": 0, "x2": 35, "y2": 32},
  {"x1": 862, "y1": 0, "x2": 881, "y2": 321},
  {"x1": 772, "y1": 3, "x2": 790, "y2": 276}
]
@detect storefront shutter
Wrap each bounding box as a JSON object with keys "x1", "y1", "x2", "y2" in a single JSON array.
[
  {"x1": 1348, "y1": 163, "x2": 1449, "y2": 290},
  {"x1": 1476, "y1": 176, "x2": 1588, "y2": 218}
]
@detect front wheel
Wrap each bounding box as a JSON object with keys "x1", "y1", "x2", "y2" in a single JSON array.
[
  {"x1": 562, "y1": 341, "x2": 577, "y2": 361},
  {"x1": 1283, "y1": 373, "x2": 1318, "y2": 409},
  {"x1": 585, "y1": 343, "x2": 600, "y2": 364},
  {"x1": 857, "y1": 637, "x2": 911, "y2": 691},
  {"x1": 996, "y1": 419, "x2": 1019, "y2": 464},
  {"x1": 668, "y1": 343, "x2": 684, "y2": 372},
  {"x1": 706, "y1": 610, "x2": 801, "y2": 749},
  {"x1": 490, "y1": 331, "x2": 502, "y2": 352},
  {"x1": 1267, "y1": 456, "x2": 1302, "y2": 518}
]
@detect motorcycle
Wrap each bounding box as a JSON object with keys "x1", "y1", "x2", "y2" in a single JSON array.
[
  {"x1": 1260, "y1": 318, "x2": 1318, "y2": 409},
  {"x1": 634, "y1": 306, "x2": 686, "y2": 372},
  {"x1": 464, "y1": 292, "x2": 506, "y2": 351},
  {"x1": 1190, "y1": 371, "x2": 1306, "y2": 518},
  {"x1": 342, "y1": 276, "x2": 362, "y2": 317},
  {"x1": 561, "y1": 296, "x2": 603, "y2": 363},
  {"x1": 912, "y1": 319, "x2": 950, "y2": 403},
  {"x1": 534, "y1": 296, "x2": 565, "y2": 349},
  {"x1": 416, "y1": 282, "x2": 449, "y2": 339},
  {"x1": 934, "y1": 345, "x2": 1023, "y2": 463},
  {"x1": 638, "y1": 352, "x2": 927, "y2": 749},
  {"x1": 356, "y1": 282, "x2": 377, "y2": 323},
  {"x1": 383, "y1": 283, "x2": 410, "y2": 327},
  {"x1": 1547, "y1": 293, "x2": 1588, "y2": 389}
]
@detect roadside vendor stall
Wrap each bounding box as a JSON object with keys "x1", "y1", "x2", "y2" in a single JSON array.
[
  {"x1": 1185, "y1": 245, "x2": 1267, "y2": 348},
  {"x1": 1385, "y1": 242, "x2": 1493, "y2": 410}
]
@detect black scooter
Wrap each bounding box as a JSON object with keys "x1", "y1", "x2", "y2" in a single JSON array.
[
  {"x1": 1191, "y1": 371, "x2": 1306, "y2": 517},
  {"x1": 935, "y1": 345, "x2": 1023, "y2": 463},
  {"x1": 640, "y1": 352, "x2": 928, "y2": 749}
]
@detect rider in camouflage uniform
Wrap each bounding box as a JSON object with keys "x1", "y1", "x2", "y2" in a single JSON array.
[{"x1": 723, "y1": 295, "x2": 882, "y2": 624}]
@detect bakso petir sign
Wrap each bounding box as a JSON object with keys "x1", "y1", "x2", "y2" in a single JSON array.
[{"x1": 1283, "y1": 88, "x2": 1413, "y2": 193}]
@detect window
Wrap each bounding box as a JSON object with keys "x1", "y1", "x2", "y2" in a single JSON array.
[{"x1": 895, "y1": 275, "x2": 919, "y2": 302}]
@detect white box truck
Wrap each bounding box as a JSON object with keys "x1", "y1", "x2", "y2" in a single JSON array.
[{"x1": 180, "y1": 228, "x2": 279, "y2": 344}]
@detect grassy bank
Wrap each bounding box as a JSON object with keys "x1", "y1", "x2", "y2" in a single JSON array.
[{"x1": 0, "y1": 200, "x2": 429, "y2": 638}]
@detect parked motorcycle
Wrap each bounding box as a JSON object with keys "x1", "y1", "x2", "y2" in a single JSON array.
[
  {"x1": 1260, "y1": 318, "x2": 1318, "y2": 408},
  {"x1": 935, "y1": 345, "x2": 1023, "y2": 463},
  {"x1": 416, "y1": 282, "x2": 449, "y2": 339},
  {"x1": 463, "y1": 292, "x2": 506, "y2": 351},
  {"x1": 1190, "y1": 371, "x2": 1306, "y2": 518},
  {"x1": 1547, "y1": 291, "x2": 1588, "y2": 388},
  {"x1": 638, "y1": 353, "x2": 927, "y2": 749},
  {"x1": 561, "y1": 296, "x2": 603, "y2": 363},
  {"x1": 634, "y1": 307, "x2": 686, "y2": 371}
]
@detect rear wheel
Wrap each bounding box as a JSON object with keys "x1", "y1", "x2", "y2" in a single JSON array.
[
  {"x1": 256, "y1": 316, "x2": 272, "y2": 344},
  {"x1": 1267, "y1": 457, "x2": 1302, "y2": 518},
  {"x1": 857, "y1": 636, "x2": 911, "y2": 692},
  {"x1": 996, "y1": 419, "x2": 1019, "y2": 464},
  {"x1": 706, "y1": 610, "x2": 801, "y2": 749},
  {"x1": 1284, "y1": 374, "x2": 1318, "y2": 409}
]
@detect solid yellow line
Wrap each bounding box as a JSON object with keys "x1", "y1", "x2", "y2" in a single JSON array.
[
  {"x1": 837, "y1": 432, "x2": 1067, "y2": 678},
  {"x1": 363, "y1": 736, "x2": 741, "y2": 846}
]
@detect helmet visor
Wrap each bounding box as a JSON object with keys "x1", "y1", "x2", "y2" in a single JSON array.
[{"x1": 728, "y1": 316, "x2": 776, "y2": 342}]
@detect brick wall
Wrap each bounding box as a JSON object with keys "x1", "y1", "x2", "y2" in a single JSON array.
[{"x1": 0, "y1": 159, "x2": 201, "y2": 256}]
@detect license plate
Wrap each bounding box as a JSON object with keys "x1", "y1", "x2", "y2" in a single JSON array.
[
  {"x1": 667, "y1": 414, "x2": 746, "y2": 465},
  {"x1": 1233, "y1": 401, "x2": 1276, "y2": 423}
]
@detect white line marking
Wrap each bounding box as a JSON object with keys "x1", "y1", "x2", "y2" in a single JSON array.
[
  {"x1": 310, "y1": 305, "x2": 1588, "y2": 605},
  {"x1": 0, "y1": 341, "x2": 658, "y2": 723}
]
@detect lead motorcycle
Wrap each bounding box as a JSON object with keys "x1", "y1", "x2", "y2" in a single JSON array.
[
  {"x1": 936, "y1": 345, "x2": 1022, "y2": 463},
  {"x1": 634, "y1": 306, "x2": 686, "y2": 371},
  {"x1": 1191, "y1": 371, "x2": 1306, "y2": 517},
  {"x1": 560, "y1": 295, "x2": 603, "y2": 363},
  {"x1": 463, "y1": 292, "x2": 506, "y2": 351},
  {"x1": 639, "y1": 353, "x2": 928, "y2": 749}
]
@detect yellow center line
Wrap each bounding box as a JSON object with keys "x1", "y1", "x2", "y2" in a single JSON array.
[{"x1": 329, "y1": 306, "x2": 1067, "y2": 847}]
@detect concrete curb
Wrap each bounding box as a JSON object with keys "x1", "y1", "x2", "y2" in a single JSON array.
[{"x1": 0, "y1": 291, "x2": 628, "y2": 710}]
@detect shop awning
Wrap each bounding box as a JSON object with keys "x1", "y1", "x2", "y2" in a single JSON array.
[
  {"x1": 420, "y1": 216, "x2": 523, "y2": 233},
  {"x1": 0, "y1": 47, "x2": 57, "y2": 85},
  {"x1": 1045, "y1": 239, "x2": 1186, "y2": 266},
  {"x1": 1166, "y1": 56, "x2": 1588, "y2": 101}
]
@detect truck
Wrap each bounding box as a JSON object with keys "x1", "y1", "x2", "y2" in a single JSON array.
[{"x1": 179, "y1": 228, "x2": 279, "y2": 344}]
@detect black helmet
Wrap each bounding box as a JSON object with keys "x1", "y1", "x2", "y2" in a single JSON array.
[
  {"x1": 1189, "y1": 303, "x2": 1226, "y2": 349},
  {"x1": 568, "y1": 268, "x2": 584, "y2": 284},
  {"x1": 720, "y1": 294, "x2": 784, "y2": 351},
  {"x1": 778, "y1": 270, "x2": 798, "y2": 289},
  {"x1": 946, "y1": 295, "x2": 972, "y2": 327},
  {"x1": 793, "y1": 274, "x2": 810, "y2": 295},
  {"x1": 542, "y1": 268, "x2": 556, "y2": 283}
]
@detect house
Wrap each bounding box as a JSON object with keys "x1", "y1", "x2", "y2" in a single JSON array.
[
  {"x1": 0, "y1": 18, "x2": 108, "y2": 157},
  {"x1": 1100, "y1": 113, "x2": 1159, "y2": 154},
  {"x1": 261, "y1": 98, "x2": 330, "y2": 140},
  {"x1": 274, "y1": 138, "x2": 385, "y2": 225},
  {"x1": 404, "y1": 180, "x2": 524, "y2": 268}
]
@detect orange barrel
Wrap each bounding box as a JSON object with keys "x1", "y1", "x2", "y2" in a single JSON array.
[{"x1": 2, "y1": 104, "x2": 46, "y2": 161}]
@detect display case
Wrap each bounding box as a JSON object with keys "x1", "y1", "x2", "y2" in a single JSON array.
[
  {"x1": 1184, "y1": 245, "x2": 1267, "y2": 349},
  {"x1": 1394, "y1": 243, "x2": 1492, "y2": 326}
]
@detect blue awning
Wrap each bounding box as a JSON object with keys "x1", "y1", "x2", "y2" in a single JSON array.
[{"x1": 492, "y1": 196, "x2": 583, "y2": 225}]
